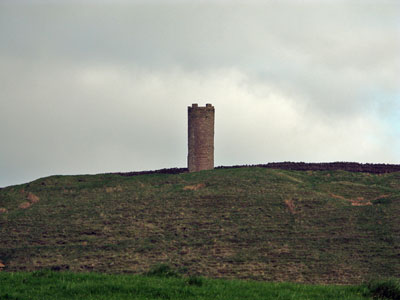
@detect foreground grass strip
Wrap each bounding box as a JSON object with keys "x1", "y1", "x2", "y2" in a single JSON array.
[{"x1": 0, "y1": 271, "x2": 371, "y2": 300}]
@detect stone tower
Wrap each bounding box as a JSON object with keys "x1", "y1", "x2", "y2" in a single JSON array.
[{"x1": 187, "y1": 103, "x2": 215, "y2": 172}]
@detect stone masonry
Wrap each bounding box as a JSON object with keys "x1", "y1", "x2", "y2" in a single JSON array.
[{"x1": 188, "y1": 103, "x2": 215, "y2": 172}]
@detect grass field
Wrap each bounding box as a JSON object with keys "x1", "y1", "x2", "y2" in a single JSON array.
[
  {"x1": 0, "y1": 167, "x2": 399, "y2": 284},
  {"x1": 0, "y1": 270, "x2": 374, "y2": 300}
]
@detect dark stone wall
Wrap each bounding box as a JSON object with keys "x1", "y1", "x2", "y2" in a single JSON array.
[
  {"x1": 187, "y1": 104, "x2": 215, "y2": 172},
  {"x1": 216, "y1": 162, "x2": 400, "y2": 174},
  {"x1": 115, "y1": 162, "x2": 400, "y2": 177}
]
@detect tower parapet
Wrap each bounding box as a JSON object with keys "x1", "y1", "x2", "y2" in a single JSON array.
[{"x1": 188, "y1": 103, "x2": 215, "y2": 172}]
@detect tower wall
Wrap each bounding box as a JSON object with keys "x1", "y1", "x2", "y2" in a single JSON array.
[{"x1": 188, "y1": 103, "x2": 215, "y2": 172}]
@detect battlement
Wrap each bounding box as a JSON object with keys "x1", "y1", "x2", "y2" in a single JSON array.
[
  {"x1": 188, "y1": 103, "x2": 215, "y2": 112},
  {"x1": 187, "y1": 103, "x2": 215, "y2": 172}
]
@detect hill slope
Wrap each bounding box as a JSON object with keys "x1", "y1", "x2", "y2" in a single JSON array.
[{"x1": 0, "y1": 167, "x2": 399, "y2": 284}]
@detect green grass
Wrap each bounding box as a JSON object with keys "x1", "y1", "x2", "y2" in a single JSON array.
[
  {"x1": 0, "y1": 167, "x2": 399, "y2": 284},
  {"x1": 0, "y1": 271, "x2": 372, "y2": 300}
]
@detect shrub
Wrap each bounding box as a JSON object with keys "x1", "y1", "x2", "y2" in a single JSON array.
[
  {"x1": 372, "y1": 198, "x2": 392, "y2": 205},
  {"x1": 187, "y1": 276, "x2": 204, "y2": 287},
  {"x1": 0, "y1": 294, "x2": 21, "y2": 300},
  {"x1": 31, "y1": 269, "x2": 55, "y2": 278},
  {"x1": 367, "y1": 278, "x2": 400, "y2": 300},
  {"x1": 144, "y1": 264, "x2": 181, "y2": 278}
]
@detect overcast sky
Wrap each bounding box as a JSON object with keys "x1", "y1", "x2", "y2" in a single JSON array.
[{"x1": 0, "y1": 0, "x2": 399, "y2": 187}]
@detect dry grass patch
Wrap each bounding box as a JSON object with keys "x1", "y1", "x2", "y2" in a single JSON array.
[{"x1": 183, "y1": 183, "x2": 206, "y2": 191}]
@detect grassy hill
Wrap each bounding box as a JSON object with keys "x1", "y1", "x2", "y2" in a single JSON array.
[{"x1": 0, "y1": 167, "x2": 399, "y2": 284}]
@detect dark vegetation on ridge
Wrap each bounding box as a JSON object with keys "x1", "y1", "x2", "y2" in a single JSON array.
[
  {"x1": 114, "y1": 162, "x2": 400, "y2": 177},
  {"x1": 0, "y1": 166, "x2": 399, "y2": 284}
]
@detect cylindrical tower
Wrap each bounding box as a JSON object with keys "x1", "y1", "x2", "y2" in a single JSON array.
[{"x1": 188, "y1": 103, "x2": 215, "y2": 172}]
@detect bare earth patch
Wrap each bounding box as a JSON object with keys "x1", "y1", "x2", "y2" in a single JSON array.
[
  {"x1": 351, "y1": 197, "x2": 372, "y2": 206},
  {"x1": 0, "y1": 208, "x2": 7, "y2": 213},
  {"x1": 284, "y1": 199, "x2": 296, "y2": 214},
  {"x1": 19, "y1": 202, "x2": 31, "y2": 209},
  {"x1": 330, "y1": 193, "x2": 347, "y2": 201},
  {"x1": 27, "y1": 192, "x2": 40, "y2": 203}
]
